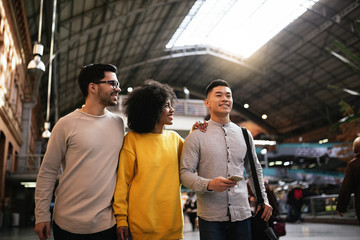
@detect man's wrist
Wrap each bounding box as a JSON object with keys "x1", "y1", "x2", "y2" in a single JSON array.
[{"x1": 207, "y1": 180, "x2": 213, "y2": 191}]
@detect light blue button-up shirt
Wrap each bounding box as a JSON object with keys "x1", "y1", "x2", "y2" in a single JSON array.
[{"x1": 180, "y1": 120, "x2": 268, "y2": 222}]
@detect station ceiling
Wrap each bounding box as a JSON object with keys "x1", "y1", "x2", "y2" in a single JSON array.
[{"x1": 22, "y1": 0, "x2": 360, "y2": 141}]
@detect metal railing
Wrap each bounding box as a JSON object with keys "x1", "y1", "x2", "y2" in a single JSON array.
[
  {"x1": 173, "y1": 99, "x2": 208, "y2": 116},
  {"x1": 107, "y1": 96, "x2": 208, "y2": 117},
  {"x1": 302, "y1": 194, "x2": 356, "y2": 217},
  {"x1": 12, "y1": 154, "x2": 44, "y2": 173}
]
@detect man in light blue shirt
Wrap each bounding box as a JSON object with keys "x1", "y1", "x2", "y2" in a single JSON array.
[{"x1": 180, "y1": 79, "x2": 272, "y2": 240}]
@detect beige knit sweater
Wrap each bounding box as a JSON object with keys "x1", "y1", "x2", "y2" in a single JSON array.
[{"x1": 35, "y1": 109, "x2": 124, "y2": 234}]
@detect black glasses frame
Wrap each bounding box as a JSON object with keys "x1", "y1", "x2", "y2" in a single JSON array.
[{"x1": 92, "y1": 80, "x2": 120, "y2": 89}]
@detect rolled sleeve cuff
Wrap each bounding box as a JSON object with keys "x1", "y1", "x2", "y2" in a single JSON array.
[
  {"x1": 116, "y1": 216, "x2": 129, "y2": 228},
  {"x1": 204, "y1": 179, "x2": 214, "y2": 193}
]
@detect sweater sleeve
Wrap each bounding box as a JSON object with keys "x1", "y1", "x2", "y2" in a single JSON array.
[
  {"x1": 35, "y1": 119, "x2": 67, "y2": 224},
  {"x1": 113, "y1": 138, "x2": 136, "y2": 228}
]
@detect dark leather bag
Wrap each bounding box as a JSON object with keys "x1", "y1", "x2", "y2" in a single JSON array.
[
  {"x1": 251, "y1": 207, "x2": 278, "y2": 240},
  {"x1": 242, "y1": 128, "x2": 278, "y2": 240}
]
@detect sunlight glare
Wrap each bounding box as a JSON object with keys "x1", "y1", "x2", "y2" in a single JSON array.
[{"x1": 167, "y1": 0, "x2": 319, "y2": 58}]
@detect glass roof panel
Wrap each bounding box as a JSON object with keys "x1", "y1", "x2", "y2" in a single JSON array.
[{"x1": 166, "y1": 0, "x2": 319, "y2": 58}]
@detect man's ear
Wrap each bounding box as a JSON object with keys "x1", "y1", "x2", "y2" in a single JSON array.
[
  {"x1": 204, "y1": 98, "x2": 210, "y2": 108},
  {"x1": 89, "y1": 83, "x2": 96, "y2": 94}
]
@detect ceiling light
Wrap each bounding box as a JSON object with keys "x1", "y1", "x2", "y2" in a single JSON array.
[
  {"x1": 309, "y1": 163, "x2": 316, "y2": 168},
  {"x1": 20, "y1": 182, "x2": 36, "y2": 188},
  {"x1": 27, "y1": 0, "x2": 45, "y2": 73},
  {"x1": 254, "y1": 140, "x2": 276, "y2": 146},
  {"x1": 27, "y1": 43, "x2": 45, "y2": 72},
  {"x1": 183, "y1": 87, "x2": 190, "y2": 95},
  {"x1": 244, "y1": 103, "x2": 249, "y2": 108},
  {"x1": 42, "y1": 122, "x2": 51, "y2": 138},
  {"x1": 262, "y1": 114, "x2": 267, "y2": 119},
  {"x1": 42, "y1": 0, "x2": 57, "y2": 139},
  {"x1": 260, "y1": 148, "x2": 267, "y2": 155}
]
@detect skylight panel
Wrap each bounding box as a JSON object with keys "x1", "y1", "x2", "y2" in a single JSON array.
[{"x1": 166, "y1": 0, "x2": 319, "y2": 58}]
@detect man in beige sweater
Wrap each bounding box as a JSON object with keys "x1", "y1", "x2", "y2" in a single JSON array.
[{"x1": 34, "y1": 63, "x2": 125, "y2": 240}]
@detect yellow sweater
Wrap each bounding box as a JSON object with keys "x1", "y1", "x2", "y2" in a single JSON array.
[{"x1": 113, "y1": 130, "x2": 184, "y2": 240}]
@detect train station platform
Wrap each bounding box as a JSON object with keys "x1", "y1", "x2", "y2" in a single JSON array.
[{"x1": 0, "y1": 215, "x2": 358, "y2": 240}]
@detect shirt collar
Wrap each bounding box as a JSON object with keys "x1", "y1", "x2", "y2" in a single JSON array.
[{"x1": 209, "y1": 119, "x2": 231, "y2": 127}]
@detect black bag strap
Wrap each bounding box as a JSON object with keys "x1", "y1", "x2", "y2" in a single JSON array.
[{"x1": 242, "y1": 127, "x2": 264, "y2": 205}]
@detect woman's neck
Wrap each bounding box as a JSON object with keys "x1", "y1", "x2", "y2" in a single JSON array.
[{"x1": 151, "y1": 124, "x2": 164, "y2": 134}]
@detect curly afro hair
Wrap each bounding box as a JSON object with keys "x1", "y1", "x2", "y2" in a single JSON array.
[{"x1": 124, "y1": 80, "x2": 177, "y2": 133}]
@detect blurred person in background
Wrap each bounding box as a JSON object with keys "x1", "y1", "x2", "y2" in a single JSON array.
[
  {"x1": 336, "y1": 136, "x2": 360, "y2": 225},
  {"x1": 286, "y1": 184, "x2": 304, "y2": 223},
  {"x1": 184, "y1": 192, "x2": 198, "y2": 231}
]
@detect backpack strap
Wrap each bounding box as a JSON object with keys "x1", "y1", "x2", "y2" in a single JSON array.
[{"x1": 241, "y1": 127, "x2": 264, "y2": 205}]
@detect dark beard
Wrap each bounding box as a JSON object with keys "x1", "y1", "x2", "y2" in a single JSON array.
[
  {"x1": 108, "y1": 100, "x2": 117, "y2": 106},
  {"x1": 100, "y1": 96, "x2": 118, "y2": 107}
]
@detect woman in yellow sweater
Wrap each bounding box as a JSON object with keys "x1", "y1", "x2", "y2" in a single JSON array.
[{"x1": 113, "y1": 80, "x2": 184, "y2": 240}]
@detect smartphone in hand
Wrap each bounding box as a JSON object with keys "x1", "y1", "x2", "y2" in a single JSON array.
[{"x1": 227, "y1": 175, "x2": 244, "y2": 182}]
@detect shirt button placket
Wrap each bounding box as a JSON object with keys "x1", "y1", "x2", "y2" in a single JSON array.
[{"x1": 224, "y1": 126, "x2": 231, "y2": 204}]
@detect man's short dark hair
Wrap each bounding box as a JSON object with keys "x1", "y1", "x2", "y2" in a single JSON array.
[
  {"x1": 124, "y1": 79, "x2": 177, "y2": 133},
  {"x1": 78, "y1": 63, "x2": 117, "y2": 98},
  {"x1": 205, "y1": 79, "x2": 230, "y2": 97}
]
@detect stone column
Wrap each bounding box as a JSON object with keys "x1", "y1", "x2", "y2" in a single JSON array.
[{"x1": 18, "y1": 102, "x2": 35, "y2": 172}]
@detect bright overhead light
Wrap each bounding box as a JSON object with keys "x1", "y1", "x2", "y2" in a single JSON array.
[
  {"x1": 254, "y1": 140, "x2": 276, "y2": 146},
  {"x1": 21, "y1": 182, "x2": 36, "y2": 188},
  {"x1": 27, "y1": 43, "x2": 45, "y2": 72},
  {"x1": 28, "y1": 0, "x2": 45, "y2": 73},
  {"x1": 262, "y1": 114, "x2": 267, "y2": 119},
  {"x1": 167, "y1": 0, "x2": 318, "y2": 58},
  {"x1": 42, "y1": 122, "x2": 51, "y2": 138},
  {"x1": 244, "y1": 103, "x2": 249, "y2": 109},
  {"x1": 183, "y1": 87, "x2": 190, "y2": 95}
]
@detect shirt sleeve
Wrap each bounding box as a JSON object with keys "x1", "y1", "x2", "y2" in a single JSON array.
[
  {"x1": 180, "y1": 132, "x2": 211, "y2": 193},
  {"x1": 113, "y1": 139, "x2": 136, "y2": 227},
  {"x1": 35, "y1": 119, "x2": 67, "y2": 224}
]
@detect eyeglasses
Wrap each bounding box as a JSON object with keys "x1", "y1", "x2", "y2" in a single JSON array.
[{"x1": 92, "y1": 80, "x2": 120, "y2": 89}]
